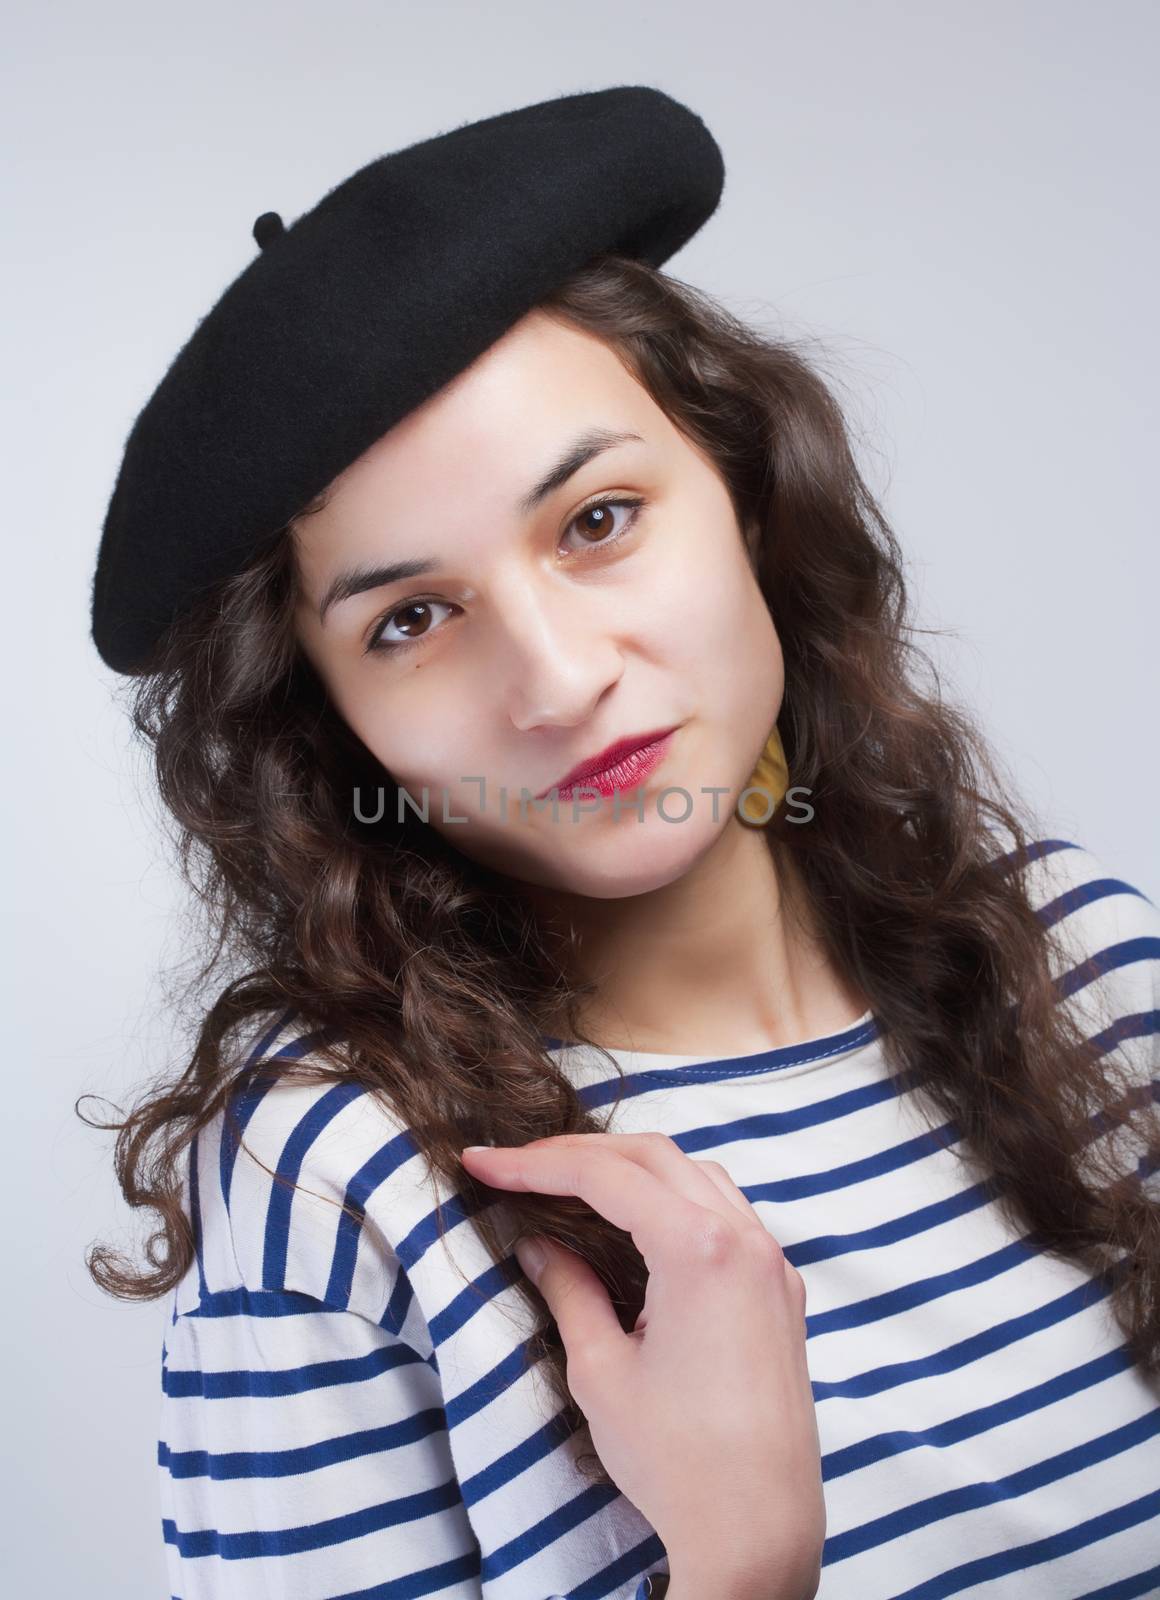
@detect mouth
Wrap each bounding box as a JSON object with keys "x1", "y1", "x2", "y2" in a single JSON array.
[{"x1": 537, "y1": 724, "x2": 681, "y2": 801}]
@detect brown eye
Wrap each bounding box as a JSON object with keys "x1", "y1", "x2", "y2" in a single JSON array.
[
  {"x1": 366, "y1": 598, "x2": 455, "y2": 655},
  {"x1": 394, "y1": 603, "x2": 434, "y2": 637},
  {"x1": 561, "y1": 496, "x2": 646, "y2": 555},
  {"x1": 576, "y1": 504, "x2": 615, "y2": 541}
]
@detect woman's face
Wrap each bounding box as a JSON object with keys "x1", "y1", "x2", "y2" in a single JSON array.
[{"x1": 293, "y1": 309, "x2": 783, "y2": 898}]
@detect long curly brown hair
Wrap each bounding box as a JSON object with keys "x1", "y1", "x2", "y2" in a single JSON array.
[{"x1": 81, "y1": 252, "x2": 1160, "y2": 1490}]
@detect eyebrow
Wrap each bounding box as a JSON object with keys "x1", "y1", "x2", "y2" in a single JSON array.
[{"x1": 316, "y1": 426, "x2": 645, "y2": 626}]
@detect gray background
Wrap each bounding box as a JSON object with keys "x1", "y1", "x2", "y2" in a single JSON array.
[{"x1": 4, "y1": 1, "x2": 1156, "y2": 1592}]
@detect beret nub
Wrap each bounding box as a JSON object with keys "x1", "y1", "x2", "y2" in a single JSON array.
[
  {"x1": 90, "y1": 85, "x2": 726, "y2": 675},
  {"x1": 252, "y1": 211, "x2": 286, "y2": 250}
]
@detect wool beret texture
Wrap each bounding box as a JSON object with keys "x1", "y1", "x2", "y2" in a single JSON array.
[{"x1": 89, "y1": 84, "x2": 726, "y2": 675}]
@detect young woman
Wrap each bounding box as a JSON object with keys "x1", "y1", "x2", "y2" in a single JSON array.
[{"x1": 85, "y1": 99, "x2": 1160, "y2": 1600}]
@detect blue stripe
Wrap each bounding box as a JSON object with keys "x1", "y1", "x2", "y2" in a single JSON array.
[
  {"x1": 480, "y1": 1479, "x2": 624, "y2": 1580},
  {"x1": 379, "y1": 1267, "x2": 416, "y2": 1336},
  {"x1": 185, "y1": 1285, "x2": 354, "y2": 1318},
  {"x1": 748, "y1": 1120, "x2": 957, "y2": 1204},
  {"x1": 886, "y1": 1482, "x2": 1160, "y2": 1599},
  {"x1": 158, "y1": 1404, "x2": 447, "y2": 1480},
  {"x1": 428, "y1": 1258, "x2": 518, "y2": 1345},
  {"x1": 187, "y1": 1131, "x2": 207, "y2": 1301},
  {"x1": 1039, "y1": 874, "x2": 1157, "y2": 928},
  {"x1": 806, "y1": 1235, "x2": 1043, "y2": 1339},
  {"x1": 1077, "y1": 1561, "x2": 1160, "y2": 1598},
  {"x1": 326, "y1": 1549, "x2": 484, "y2": 1600},
  {"x1": 1087, "y1": 1011, "x2": 1160, "y2": 1146},
  {"x1": 162, "y1": 1336, "x2": 426, "y2": 1399},
  {"x1": 458, "y1": 1409, "x2": 578, "y2": 1504},
  {"x1": 394, "y1": 1190, "x2": 480, "y2": 1274},
  {"x1": 1056, "y1": 937, "x2": 1160, "y2": 1003},
  {"x1": 262, "y1": 1080, "x2": 368, "y2": 1289},
  {"x1": 325, "y1": 1128, "x2": 419, "y2": 1307},
  {"x1": 162, "y1": 1473, "x2": 467, "y2": 1557},
  {"x1": 989, "y1": 836, "x2": 1078, "y2": 875},
  {"x1": 823, "y1": 1344, "x2": 1136, "y2": 1479},
  {"x1": 570, "y1": 1535, "x2": 667, "y2": 1600},
  {"x1": 825, "y1": 1405, "x2": 1160, "y2": 1565},
  {"x1": 219, "y1": 1007, "x2": 301, "y2": 1212},
  {"x1": 163, "y1": 1506, "x2": 483, "y2": 1596},
  {"x1": 811, "y1": 1270, "x2": 1119, "y2": 1402},
  {"x1": 789, "y1": 1172, "x2": 997, "y2": 1264},
  {"x1": 673, "y1": 1066, "x2": 922, "y2": 1153},
  {"x1": 443, "y1": 1341, "x2": 535, "y2": 1429}
]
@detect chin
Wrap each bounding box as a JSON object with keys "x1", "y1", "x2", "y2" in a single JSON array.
[{"x1": 518, "y1": 816, "x2": 717, "y2": 899}]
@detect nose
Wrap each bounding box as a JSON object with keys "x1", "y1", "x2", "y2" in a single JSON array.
[{"x1": 491, "y1": 568, "x2": 625, "y2": 733}]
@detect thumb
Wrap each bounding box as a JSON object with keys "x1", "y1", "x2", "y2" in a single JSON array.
[{"x1": 514, "y1": 1235, "x2": 626, "y2": 1360}]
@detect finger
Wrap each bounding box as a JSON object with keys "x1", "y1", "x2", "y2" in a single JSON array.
[
  {"x1": 687, "y1": 1159, "x2": 803, "y2": 1306},
  {"x1": 785, "y1": 1258, "x2": 807, "y2": 1317},
  {"x1": 516, "y1": 1235, "x2": 628, "y2": 1368},
  {"x1": 460, "y1": 1142, "x2": 738, "y2": 1274},
  {"x1": 690, "y1": 1157, "x2": 761, "y2": 1224},
  {"x1": 522, "y1": 1132, "x2": 760, "y2": 1230}
]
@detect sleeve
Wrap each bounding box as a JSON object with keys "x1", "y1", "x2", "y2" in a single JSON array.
[
  {"x1": 158, "y1": 1072, "x2": 485, "y2": 1599},
  {"x1": 159, "y1": 1293, "x2": 483, "y2": 1600},
  {"x1": 1027, "y1": 838, "x2": 1160, "y2": 1194}
]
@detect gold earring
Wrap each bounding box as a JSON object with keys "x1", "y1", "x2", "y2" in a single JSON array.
[{"x1": 740, "y1": 722, "x2": 789, "y2": 825}]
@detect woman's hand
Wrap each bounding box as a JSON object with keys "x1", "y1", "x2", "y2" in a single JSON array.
[{"x1": 460, "y1": 1132, "x2": 825, "y2": 1600}]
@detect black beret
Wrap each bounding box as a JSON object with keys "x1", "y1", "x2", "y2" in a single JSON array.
[{"x1": 90, "y1": 84, "x2": 726, "y2": 675}]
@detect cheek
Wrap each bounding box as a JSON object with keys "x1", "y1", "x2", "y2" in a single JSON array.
[
  {"x1": 363, "y1": 716, "x2": 466, "y2": 794},
  {"x1": 639, "y1": 533, "x2": 777, "y2": 678},
  {"x1": 355, "y1": 694, "x2": 486, "y2": 806},
  {"x1": 321, "y1": 666, "x2": 461, "y2": 790}
]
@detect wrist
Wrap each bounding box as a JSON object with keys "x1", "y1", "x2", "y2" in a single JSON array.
[{"x1": 665, "y1": 1553, "x2": 819, "y2": 1600}]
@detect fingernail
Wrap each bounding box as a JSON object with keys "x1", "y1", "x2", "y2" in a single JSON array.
[
  {"x1": 462, "y1": 1144, "x2": 493, "y2": 1153},
  {"x1": 514, "y1": 1236, "x2": 548, "y2": 1282}
]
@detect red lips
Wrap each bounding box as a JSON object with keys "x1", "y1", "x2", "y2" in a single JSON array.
[{"x1": 537, "y1": 725, "x2": 680, "y2": 800}]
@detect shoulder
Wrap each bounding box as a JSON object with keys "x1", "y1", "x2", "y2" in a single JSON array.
[
  {"x1": 991, "y1": 833, "x2": 1160, "y2": 1083},
  {"x1": 188, "y1": 1008, "x2": 446, "y2": 1333},
  {"x1": 996, "y1": 835, "x2": 1160, "y2": 989}
]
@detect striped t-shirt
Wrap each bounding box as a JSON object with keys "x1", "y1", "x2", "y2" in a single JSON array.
[{"x1": 158, "y1": 837, "x2": 1160, "y2": 1598}]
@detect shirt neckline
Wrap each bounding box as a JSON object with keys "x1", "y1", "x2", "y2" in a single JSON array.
[{"x1": 542, "y1": 1007, "x2": 881, "y2": 1089}]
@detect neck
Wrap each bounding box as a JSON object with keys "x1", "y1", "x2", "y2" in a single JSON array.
[{"x1": 524, "y1": 822, "x2": 867, "y2": 1056}]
